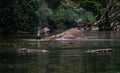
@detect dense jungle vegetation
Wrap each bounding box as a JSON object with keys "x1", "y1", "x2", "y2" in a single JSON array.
[{"x1": 0, "y1": 0, "x2": 120, "y2": 34}]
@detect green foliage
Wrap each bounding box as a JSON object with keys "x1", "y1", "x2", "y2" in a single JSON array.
[
  {"x1": 81, "y1": 0, "x2": 104, "y2": 15},
  {"x1": 37, "y1": 0, "x2": 49, "y2": 29},
  {"x1": 47, "y1": 1, "x2": 95, "y2": 29},
  {"x1": 13, "y1": 0, "x2": 39, "y2": 30},
  {"x1": 56, "y1": 23, "x2": 66, "y2": 29},
  {"x1": 78, "y1": 9, "x2": 95, "y2": 22},
  {"x1": 80, "y1": 0, "x2": 120, "y2": 31},
  {"x1": 1, "y1": 0, "x2": 119, "y2": 33},
  {"x1": 45, "y1": 0, "x2": 61, "y2": 9},
  {"x1": 0, "y1": 0, "x2": 39, "y2": 33},
  {"x1": 47, "y1": 1, "x2": 79, "y2": 21}
]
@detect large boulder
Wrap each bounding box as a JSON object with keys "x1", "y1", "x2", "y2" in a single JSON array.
[{"x1": 46, "y1": 28, "x2": 84, "y2": 40}]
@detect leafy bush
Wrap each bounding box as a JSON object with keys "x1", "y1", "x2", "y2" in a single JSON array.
[
  {"x1": 0, "y1": 0, "x2": 39, "y2": 33},
  {"x1": 47, "y1": 1, "x2": 95, "y2": 29}
]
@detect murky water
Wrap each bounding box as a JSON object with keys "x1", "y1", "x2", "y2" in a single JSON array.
[{"x1": 0, "y1": 31, "x2": 120, "y2": 73}]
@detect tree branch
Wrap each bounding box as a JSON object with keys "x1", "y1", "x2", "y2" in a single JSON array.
[{"x1": 94, "y1": 11, "x2": 120, "y2": 25}]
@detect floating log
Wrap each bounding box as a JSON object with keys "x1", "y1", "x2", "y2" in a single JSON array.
[
  {"x1": 85, "y1": 48, "x2": 113, "y2": 54},
  {"x1": 16, "y1": 48, "x2": 49, "y2": 54}
]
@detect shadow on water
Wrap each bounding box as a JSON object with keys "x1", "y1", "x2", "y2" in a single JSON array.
[{"x1": 0, "y1": 31, "x2": 120, "y2": 73}]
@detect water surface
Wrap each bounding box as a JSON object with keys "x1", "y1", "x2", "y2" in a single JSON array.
[{"x1": 0, "y1": 31, "x2": 120, "y2": 73}]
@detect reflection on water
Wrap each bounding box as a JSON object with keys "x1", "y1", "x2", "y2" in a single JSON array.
[{"x1": 0, "y1": 31, "x2": 120, "y2": 73}]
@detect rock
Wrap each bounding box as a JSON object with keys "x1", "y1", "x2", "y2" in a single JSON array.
[
  {"x1": 46, "y1": 28, "x2": 84, "y2": 40},
  {"x1": 43, "y1": 27, "x2": 50, "y2": 33},
  {"x1": 90, "y1": 26, "x2": 99, "y2": 31}
]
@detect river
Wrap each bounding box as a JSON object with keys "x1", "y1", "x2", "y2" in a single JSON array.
[{"x1": 0, "y1": 31, "x2": 120, "y2": 73}]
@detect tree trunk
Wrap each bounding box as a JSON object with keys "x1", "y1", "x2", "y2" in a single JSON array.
[{"x1": 104, "y1": 11, "x2": 111, "y2": 31}]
